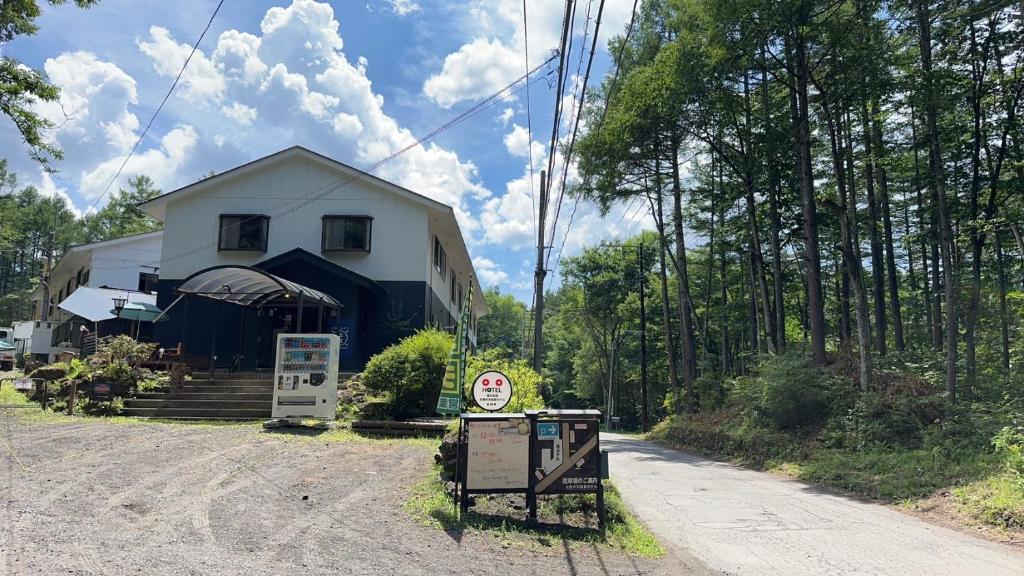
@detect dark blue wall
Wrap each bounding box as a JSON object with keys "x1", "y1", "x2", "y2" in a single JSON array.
[{"x1": 154, "y1": 277, "x2": 427, "y2": 372}]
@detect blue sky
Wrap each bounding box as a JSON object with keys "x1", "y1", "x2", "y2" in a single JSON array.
[{"x1": 1, "y1": 0, "x2": 652, "y2": 303}]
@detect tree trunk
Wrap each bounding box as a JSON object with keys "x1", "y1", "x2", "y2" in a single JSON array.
[
  {"x1": 861, "y1": 102, "x2": 888, "y2": 355},
  {"x1": 670, "y1": 142, "x2": 698, "y2": 411},
  {"x1": 917, "y1": 0, "x2": 958, "y2": 401},
  {"x1": 872, "y1": 104, "x2": 905, "y2": 352},
  {"x1": 823, "y1": 94, "x2": 871, "y2": 389},
  {"x1": 650, "y1": 163, "x2": 681, "y2": 407},
  {"x1": 792, "y1": 31, "x2": 826, "y2": 365},
  {"x1": 996, "y1": 231, "x2": 1011, "y2": 372},
  {"x1": 761, "y1": 54, "x2": 786, "y2": 352}
]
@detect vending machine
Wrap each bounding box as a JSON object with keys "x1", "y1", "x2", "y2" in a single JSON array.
[{"x1": 271, "y1": 333, "x2": 341, "y2": 421}]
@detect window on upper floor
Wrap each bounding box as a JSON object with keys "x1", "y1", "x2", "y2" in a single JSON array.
[
  {"x1": 449, "y1": 270, "x2": 456, "y2": 304},
  {"x1": 138, "y1": 272, "x2": 158, "y2": 293},
  {"x1": 322, "y1": 216, "x2": 372, "y2": 252},
  {"x1": 457, "y1": 283, "x2": 464, "y2": 311},
  {"x1": 433, "y1": 237, "x2": 446, "y2": 278},
  {"x1": 82, "y1": 269, "x2": 90, "y2": 285},
  {"x1": 75, "y1": 268, "x2": 83, "y2": 287},
  {"x1": 218, "y1": 214, "x2": 269, "y2": 252}
]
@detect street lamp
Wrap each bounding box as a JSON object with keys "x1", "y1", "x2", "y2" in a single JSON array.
[{"x1": 112, "y1": 296, "x2": 127, "y2": 327}]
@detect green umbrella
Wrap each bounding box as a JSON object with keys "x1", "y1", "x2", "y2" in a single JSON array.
[{"x1": 110, "y1": 302, "x2": 168, "y2": 322}]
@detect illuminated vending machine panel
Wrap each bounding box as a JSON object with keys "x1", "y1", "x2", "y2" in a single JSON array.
[{"x1": 271, "y1": 333, "x2": 341, "y2": 420}]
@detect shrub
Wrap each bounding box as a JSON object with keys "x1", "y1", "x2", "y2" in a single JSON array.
[
  {"x1": 29, "y1": 362, "x2": 70, "y2": 382},
  {"x1": 362, "y1": 329, "x2": 453, "y2": 419},
  {"x1": 993, "y1": 426, "x2": 1024, "y2": 475},
  {"x1": 735, "y1": 354, "x2": 837, "y2": 431},
  {"x1": 466, "y1": 352, "x2": 545, "y2": 412}
]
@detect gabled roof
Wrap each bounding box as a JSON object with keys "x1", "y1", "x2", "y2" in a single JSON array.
[
  {"x1": 137, "y1": 145, "x2": 452, "y2": 221},
  {"x1": 256, "y1": 248, "x2": 385, "y2": 295},
  {"x1": 65, "y1": 230, "x2": 164, "y2": 253}
]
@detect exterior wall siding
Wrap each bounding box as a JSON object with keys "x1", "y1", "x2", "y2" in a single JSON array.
[{"x1": 158, "y1": 156, "x2": 428, "y2": 282}]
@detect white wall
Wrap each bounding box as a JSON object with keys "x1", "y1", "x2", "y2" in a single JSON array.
[
  {"x1": 90, "y1": 235, "x2": 162, "y2": 289},
  {"x1": 44, "y1": 232, "x2": 162, "y2": 320},
  {"x1": 158, "y1": 155, "x2": 429, "y2": 282}
]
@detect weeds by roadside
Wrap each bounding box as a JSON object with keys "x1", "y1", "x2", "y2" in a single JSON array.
[{"x1": 404, "y1": 466, "x2": 664, "y2": 558}]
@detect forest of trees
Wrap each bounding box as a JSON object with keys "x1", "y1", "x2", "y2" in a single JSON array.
[
  {"x1": 0, "y1": 162, "x2": 161, "y2": 326},
  {"x1": 478, "y1": 0, "x2": 1023, "y2": 431}
]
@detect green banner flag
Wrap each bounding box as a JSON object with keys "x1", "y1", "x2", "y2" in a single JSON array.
[{"x1": 436, "y1": 285, "x2": 473, "y2": 415}]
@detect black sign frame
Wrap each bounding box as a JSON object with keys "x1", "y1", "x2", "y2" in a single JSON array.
[{"x1": 457, "y1": 409, "x2": 605, "y2": 529}]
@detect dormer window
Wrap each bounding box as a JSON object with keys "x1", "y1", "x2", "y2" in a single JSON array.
[
  {"x1": 218, "y1": 214, "x2": 269, "y2": 252},
  {"x1": 322, "y1": 216, "x2": 372, "y2": 252}
]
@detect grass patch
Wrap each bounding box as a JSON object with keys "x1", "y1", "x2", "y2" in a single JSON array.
[
  {"x1": 796, "y1": 448, "x2": 998, "y2": 501},
  {"x1": 649, "y1": 414, "x2": 1000, "y2": 502},
  {"x1": 404, "y1": 466, "x2": 665, "y2": 558},
  {"x1": 953, "y1": 473, "x2": 1024, "y2": 528},
  {"x1": 0, "y1": 385, "x2": 32, "y2": 406}
]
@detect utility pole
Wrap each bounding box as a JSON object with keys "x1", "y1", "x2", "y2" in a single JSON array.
[
  {"x1": 638, "y1": 242, "x2": 648, "y2": 433},
  {"x1": 533, "y1": 170, "x2": 547, "y2": 372}
]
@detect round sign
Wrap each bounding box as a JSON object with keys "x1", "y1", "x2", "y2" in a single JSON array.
[{"x1": 472, "y1": 370, "x2": 513, "y2": 412}]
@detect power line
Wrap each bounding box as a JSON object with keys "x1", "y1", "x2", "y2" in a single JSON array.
[
  {"x1": 546, "y1": 0, "x2": 605, "y2": 272},
  {"x1": 86, "y1": 0, "x2": 226, "y2": 215}
]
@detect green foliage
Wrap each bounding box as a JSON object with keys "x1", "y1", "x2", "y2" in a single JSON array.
[
  {"x1": 953, "y1": 473, "x2": 1024, "y2": 529},
  {"x1": 81, "y1": 175, "x2": 162, "y2": 242},
  {"x1": 361, "y1": 329, "x2": 453, "y2": 419},
  {"x1": 993, "y1": 426, "x2": 1024, "y2": 476},
  {"x1": 466, "y1": 350, "x2": 545, "y2": 412},
  {"x1": 735, "y1": 354, "x2": 842, "y2": 431},
  {"x1": 476, "y1": 286, "x2": 527, "y2": 357},
  {"x1": 0, "y1": 382, "x2": 31, "y2": 405},
  {"x1": 29, "y1": 362, "x2": 70, "y2": 382}
]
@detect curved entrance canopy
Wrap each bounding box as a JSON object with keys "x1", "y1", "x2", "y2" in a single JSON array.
[{"x1": 176, "y1": 265, "x2": 341, "y2": 309}]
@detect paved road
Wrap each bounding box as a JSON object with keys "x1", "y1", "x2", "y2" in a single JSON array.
[{"x1": 604, "y1": 433, "x2": 1024, "y2": 576}]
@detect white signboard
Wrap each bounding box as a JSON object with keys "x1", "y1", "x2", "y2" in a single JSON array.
[
  {"x1": 471, "y1": 370, "x2": 513, "y2": 412},
  {"x1": 465, "y1": 419, "x2": 530, "y2": 490},
  {"x1": 14, "y1": 378, "x2": 33, "y2": 391}
]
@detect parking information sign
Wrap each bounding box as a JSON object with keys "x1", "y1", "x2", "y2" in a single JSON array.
[
  {"x1": 471, "y1": 370, "x2": 513, "y2": 412},
  {"x1": 532, "y1": 419, "x2": 600, "y2": 494}
]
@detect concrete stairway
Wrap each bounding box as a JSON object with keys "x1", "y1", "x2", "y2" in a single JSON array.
[{"x1": 122, "y1": 373, "x2": 274, "y2": 420}]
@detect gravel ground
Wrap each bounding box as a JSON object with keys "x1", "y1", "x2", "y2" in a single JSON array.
[{"x1": 0, "y1": 413, "x2": 706, "y2": 575}]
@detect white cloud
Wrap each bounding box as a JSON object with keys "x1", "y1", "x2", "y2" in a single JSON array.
[
  {"x1": 78, "y1": 124, "x2": 199, "y2": 199},
  {"x1": 221, "y1": 102, "x2": 258, "y2": 125},
  {"x1": 137, "y1": 26, "x2": 226, "y2": 103},
  {"x1": 135, "y1": 0, "x2": 489, "y2": 232},
  {"x1": 35, "y1": 51, "x2": 139, "y2": 156},
  {"x1": 480, "y1": 166, "x2": 537, "y2": 248},
  {"x1": 474, "y1": 256, "x2": 509, "y2": 287},
  {"x1": 503, "y1": 124, "x2": 531, "y2": 157},
  {"x1": 213, "y1": 30, "x2": 267, "y2": 85},
  {"x1": 423, "y1": 38, "x2": 521, "y2": 108},
  {"x1": 388, "y1": 0, "x2": 420, "y2": 16},
  {"x1": 498, "y1": 107, "x2": 515, "y2": 126},
  {"x1": 423, "y1": 0, "x2": 635, "y2": 109},
  {"x1": 37, "y1": 172, "x2": 83, "y2": 217}
]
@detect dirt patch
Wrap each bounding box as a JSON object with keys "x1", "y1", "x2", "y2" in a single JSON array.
[
  {"x1": 904, "y1": 490, "x2": 1024, "y2": 548},
  {"x1": 0, "y1": 413, "x2": 682, "y2": 575}
]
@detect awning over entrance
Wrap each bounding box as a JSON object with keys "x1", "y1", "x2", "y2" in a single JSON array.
[{"x1": 176, "y1": 265, "x2": 342, "y2": 309}]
